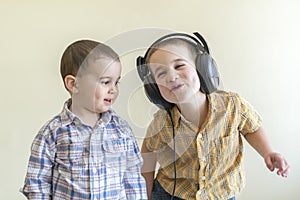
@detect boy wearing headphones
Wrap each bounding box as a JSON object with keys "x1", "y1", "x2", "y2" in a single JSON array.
[
  {"x1": 21, "y1": 40, "x2": 147, "y2": 199},
  {"x1": 137, "y1": 32, "x2": 290, "y2": 200}
]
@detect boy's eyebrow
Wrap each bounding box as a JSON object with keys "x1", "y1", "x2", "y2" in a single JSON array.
[
  {"x1": 99, "y1": 76, "x2": 121, "y2": 80},
  {"x1": 172, "y1": 58, "x2": 188, "y2": 63}
]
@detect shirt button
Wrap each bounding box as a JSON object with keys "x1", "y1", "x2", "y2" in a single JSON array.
[
  {"x1": 198, "y1": 134, "x2": 203, "y2": 139},
  {"x1": 201, "y1": 176, "x2": 206, "y2": 181}
]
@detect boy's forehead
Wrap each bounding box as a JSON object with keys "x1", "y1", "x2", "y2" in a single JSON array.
[
  {"x1": 79, "y1": 57, "x2": 121, "y2": 75},
  {"x1": 150, "y1": 45, "x2": 193, "y2": 61},
  {"x1": 93, "y1": 56, "x2": 115, "y2": 65}
]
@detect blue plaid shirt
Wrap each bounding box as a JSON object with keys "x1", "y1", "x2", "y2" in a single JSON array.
[{"x1": 21, "y1": 99, "x2": 147, "y2": 199}]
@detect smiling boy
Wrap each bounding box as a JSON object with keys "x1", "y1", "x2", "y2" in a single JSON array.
[{"x1": 21, "y1": 40, "x2": 147, "y2": 200}]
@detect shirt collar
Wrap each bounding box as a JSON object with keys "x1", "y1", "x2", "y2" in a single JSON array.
[
  {"x1": 60, "y1": 99, "x2": 77, "y2": 126},
  {"x1": 169, "y1": 106, "x2": 181, "y2": 129},
  {"x1": 207, "y1": 93, "x2": 217, "y2": 112}
]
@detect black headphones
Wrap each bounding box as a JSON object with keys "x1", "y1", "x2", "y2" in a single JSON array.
[{"x1": 136, "y1": 32, "x2": 220, "y2": 110}]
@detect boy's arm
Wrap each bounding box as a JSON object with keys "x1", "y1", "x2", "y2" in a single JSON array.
[
  {"x1": 244, "y1": 126, "x2": 290, "y2": 177},
  {"x1": 141, "y1": 141, "x2": 157, "y2": 199},
  {"x1": 21, "y1": 133, "x2": 54, "y2": 199},
  {"x1": 124, "y1": 138, "x2": 148, "y2": 200}
]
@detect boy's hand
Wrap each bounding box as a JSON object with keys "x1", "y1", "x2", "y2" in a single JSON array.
[{"x1": 264, "y1": 152, "x2": 290, "y2": 178}]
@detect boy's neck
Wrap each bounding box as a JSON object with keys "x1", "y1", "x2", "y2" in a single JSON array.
[
  {"x1": 79, "y1": 113, "x2": 101, "y2": 128},
  {"x1": 177, "y1": 92, "x2": 208, "y2": 128},
  {"x1": 70, "y1": 104, "x2": 101, "y2": 128}
]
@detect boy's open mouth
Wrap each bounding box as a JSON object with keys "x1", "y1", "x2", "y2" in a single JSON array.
[{"x1": 104, "y1": 98, "x2": 112, "y2": 103}]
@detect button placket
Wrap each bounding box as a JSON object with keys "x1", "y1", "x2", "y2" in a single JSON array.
[{"x1": 197, "y1": 129, "x2": 209, "y2": 191}]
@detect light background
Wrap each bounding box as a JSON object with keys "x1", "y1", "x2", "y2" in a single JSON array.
[{"x1": 1, "y1": 0, "x2": 299, "y2": 199}]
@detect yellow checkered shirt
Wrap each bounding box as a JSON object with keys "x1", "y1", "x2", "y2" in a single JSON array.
[{"x1": 143, "y1": 91, "x2": 262, "y2": 200}]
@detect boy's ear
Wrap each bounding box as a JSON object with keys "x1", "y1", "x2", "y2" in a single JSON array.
[{"x1": 64, "y1": 75, "x2": 78, "y2": 94}]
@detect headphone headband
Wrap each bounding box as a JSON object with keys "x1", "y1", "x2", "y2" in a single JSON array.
[{"x1": 143, "y1": 32, "x2": 210, "y2": 61}]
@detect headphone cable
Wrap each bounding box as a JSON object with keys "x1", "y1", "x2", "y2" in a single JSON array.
[{"x1": 167, "y1": 110, "x2": 177, "y2": 200}]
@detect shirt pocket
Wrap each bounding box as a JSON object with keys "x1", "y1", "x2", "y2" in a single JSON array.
[
  {"x1": 209, "y1": 133, "x2": 242, "y2": 176},
  {"x1": 56, "y1": 136, "x2": 84, "y2": 179},
  {"x1": 102, "y1": 138, "x2": 129, "y2": 172}
]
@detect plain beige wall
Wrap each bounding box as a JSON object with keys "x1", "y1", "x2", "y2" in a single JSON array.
[{"x1": 1, "y1": 0, "x2": 299, "y2": 199}]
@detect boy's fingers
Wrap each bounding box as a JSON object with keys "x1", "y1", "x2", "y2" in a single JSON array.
[
  {"x1": 265, "y1": 156, "x2": 274, "y2": 171},
  {"x1": 276, "y1": 158, "x2": 290, "y2": 177},
  {"x1": 280, "y1": 160, "x2": 290, "y2": 177}
]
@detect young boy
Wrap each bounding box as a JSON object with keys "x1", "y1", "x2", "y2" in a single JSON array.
[
  {"x1": 136, "y1": 32, "x2": 290, "y2": 200},
  {"x1": 21, "y1": 40, "x2": 147, "y2": 199}
]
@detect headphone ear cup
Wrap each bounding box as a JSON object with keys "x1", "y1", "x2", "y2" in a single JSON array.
[
  {"x1": 136, "y1": 56, "x2": 148, "y2": 81},
  {"x1": 196, "y1": 53, "x2": 220, "y2": 94},
  {"x1": 143, "y1": 75, "x2": 174, "y2": 110},
  {"x1": 136, "y1": 56, "x2": 174, "y2": 110}
]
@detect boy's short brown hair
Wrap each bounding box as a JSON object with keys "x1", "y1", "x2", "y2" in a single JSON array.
[{"x1": 60, "y1": 40, "x2": 119, "y2": 89}]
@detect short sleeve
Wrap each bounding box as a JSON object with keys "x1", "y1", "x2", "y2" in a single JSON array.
[
  {"x1": 143, "y1": 110, "x2": 171, "y2": 152},
  {"x1": 236, "y1": 94, "x2": 262, "y2": 135}
]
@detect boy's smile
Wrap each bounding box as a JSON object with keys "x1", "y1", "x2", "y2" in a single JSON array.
[{"x1": 170, "y1": 83, "x2": 185, "y2": 92}]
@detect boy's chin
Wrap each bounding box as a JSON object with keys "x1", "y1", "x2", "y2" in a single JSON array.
[{"x1": 96, "y1": 107, "x2": 111, "y2": 113}]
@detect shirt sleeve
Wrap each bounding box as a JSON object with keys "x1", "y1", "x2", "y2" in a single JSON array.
[
  {"x1": 124, "y1": 134, "x2": 147, "y2": 200},
  {"x1": 236, "y1": 93, "x2": 263, "y2": 135},
  {"x1": 21, "y1": 127, "x2": 55, "y2": 199},
  {"x1": 143, "y1": 110, "x2": 169, "y2": 152}
]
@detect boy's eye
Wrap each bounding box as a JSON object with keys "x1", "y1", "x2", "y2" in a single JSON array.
[
  {"x1": 101, "y1": 81, "x2": 110, "y2": 85},
  {"x1": 175, "y1": 64, "x2": 185, "y2": 69},
  {"x1": 156, "y1": 71, "x2": 166, "y2": 79}
]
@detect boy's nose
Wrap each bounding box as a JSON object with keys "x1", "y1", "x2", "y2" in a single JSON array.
[
  {"x1": 167, "y1": 69, "x2": 179, "y2": 82},
  {"x1": 108, "y1": 85, "x2": 117, "y2": 94}
]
